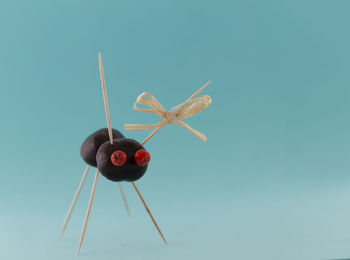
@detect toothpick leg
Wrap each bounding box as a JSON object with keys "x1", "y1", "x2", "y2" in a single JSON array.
[
  {"x1": 118, "y1": 183, "x2": 131, "y2": 217},
  {"x1": 59, "y1": 165, "x2": 90, "y2": 238},
  {"x1": 131, "y1": 182, "x2": 167, "y2": 245},
  {"x1": 77, "y1": 169, "x2": 99, "y2": 255}
]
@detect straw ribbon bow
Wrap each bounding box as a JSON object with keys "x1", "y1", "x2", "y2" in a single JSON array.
[{"x1": 124, "y1": 81, "x2": 212, "y2": 142}]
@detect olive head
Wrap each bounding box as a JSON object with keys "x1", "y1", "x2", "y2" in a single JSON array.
[{"x1": 96, "y1": 138, "x2": 150, "y2": 182}]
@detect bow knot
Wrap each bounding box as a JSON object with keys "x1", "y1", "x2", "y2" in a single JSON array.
[
  {"x1": 161, "y1": 111, "x2": 177, "y2": 125},
  {"x1": 125, "y1": 81, "x2": 212, "y2": 142}
]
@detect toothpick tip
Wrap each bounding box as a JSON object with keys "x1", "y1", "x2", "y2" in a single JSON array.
[
  {"x1": 77, "y1": 245, "x2": 82, "y2": 255},
  {"x1": 204, "y1": 80, "x2": 211, "y2": 87}
]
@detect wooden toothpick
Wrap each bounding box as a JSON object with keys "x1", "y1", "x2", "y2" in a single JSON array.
[
  {"x1": 118, "y1": 183, "x2": 131, "y2": 217},
  {"x1": 131, "y1": 182, "x2": 167, "y2": 245},
  {"x1": 141, "y1": 127, "x2": 162, "y2": 146},
  {"x1": 98, "y1": 52, "x2": 130, "y2": 217},
  {"x1": 60, "y1": 165, "x2": 90, "y2": 238},
  {"x1": 77, "y1": 169, "x2": 99, "y2": 255},
  {"x1": 98, "y1": 52, "x2": 114, "y2": 144}
]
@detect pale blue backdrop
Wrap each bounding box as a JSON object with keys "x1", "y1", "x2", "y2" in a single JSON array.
[{"x1": 0, "y1": 0, "x2": 350, "y2": 259}]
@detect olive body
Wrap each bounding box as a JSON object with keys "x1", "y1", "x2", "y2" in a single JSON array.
[{"x1": 80, "y1": 128, "x2": 124, "y2": 167}]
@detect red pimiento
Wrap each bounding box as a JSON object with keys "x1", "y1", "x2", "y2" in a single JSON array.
[
  {"x1": 111, "y1": 150, "x2": 127, "y2": 166},
  {"x1": 134, "y1": 150, "x2": 151, "y2": 166}
]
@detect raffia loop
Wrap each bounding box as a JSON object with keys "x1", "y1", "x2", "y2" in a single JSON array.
[{"x1": 124, "y1": 81, "x2": 212, "y2": 142}]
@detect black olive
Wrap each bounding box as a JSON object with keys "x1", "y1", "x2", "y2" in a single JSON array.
[
  {"x1": 80, "y1": 128, "x2": 124, "y2": 167},
  {"x1": 96, "y1": 138, "x2": 148, "y2": 182}
]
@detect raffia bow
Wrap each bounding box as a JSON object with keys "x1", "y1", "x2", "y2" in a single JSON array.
[{"x1": 124, "y1": 81, "x2": 212, "y2": 142}]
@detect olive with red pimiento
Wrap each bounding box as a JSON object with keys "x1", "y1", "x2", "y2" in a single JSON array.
[
  {"x1": 96, "y1": 138, "x2": 150, "y2": 182},
  {"x1": 80, "y1": 129, "x2": 150, "y2": 182}
]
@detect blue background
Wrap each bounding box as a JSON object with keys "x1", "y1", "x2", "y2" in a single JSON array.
[{"x1": 0, "y1": 0, "x2": 350, "y2": 259}]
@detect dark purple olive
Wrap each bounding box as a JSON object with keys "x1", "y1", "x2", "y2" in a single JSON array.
[
  {"x1": 80, "y1": 128, "x2": 124, "y2": 167},
  {"x1": 96, "y1": 138, "x2": 149, "y2": 182}
]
